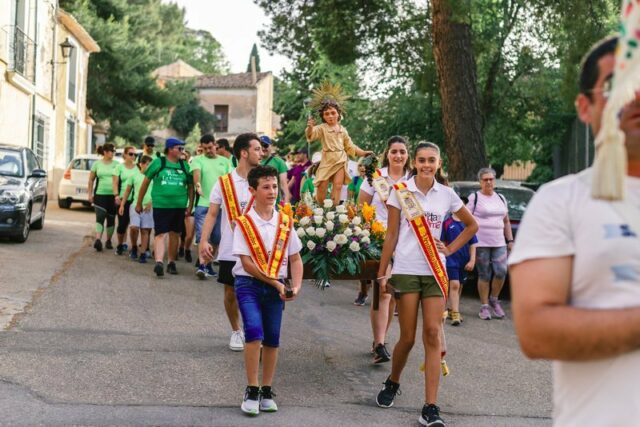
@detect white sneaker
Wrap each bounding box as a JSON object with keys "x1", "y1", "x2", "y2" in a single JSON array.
[
  {"x1": 259, "y1": 386, "x2": 278, "y2": 412},
  {"x1": 229, "y1": 330, "x2": 245, "y2": 351},
  {"x1": 241, "y1": 386, "x2": 260, "y2": 416}
]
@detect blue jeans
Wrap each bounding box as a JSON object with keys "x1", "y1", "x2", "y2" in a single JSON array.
[
  {"x1": 234, "y1": 275, "x2": 285, "y2": 347},
  {"x1": 194, "y1": 206, "x2": 221, "y2": 245}
]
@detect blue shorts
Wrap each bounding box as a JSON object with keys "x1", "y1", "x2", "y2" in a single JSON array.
[
  {"x1": 235, "y1": 275, "x2": 285, "y2": 347},
  {"x1": 194, "y1": 206, "x2": 222, "y2": 245},
  {"x1": 446, "y1": 265, "x2": 467, "y2": 282}
]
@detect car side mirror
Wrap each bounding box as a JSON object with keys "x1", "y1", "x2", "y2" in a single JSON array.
[{"x1": 29, "y1": 169, "x2": 47, "y2": 178}]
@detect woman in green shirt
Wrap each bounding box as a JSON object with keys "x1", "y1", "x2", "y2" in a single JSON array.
[
  {"x1": 88, "y1": 143, "x2": 119, "y2": 252},
  {"x1": 114, "y1": 146, "x2": 139, "y2": 255}
]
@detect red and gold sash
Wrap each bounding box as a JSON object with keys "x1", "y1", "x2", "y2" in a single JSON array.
[
  {"x1": 393, "y1": 182, "x2": 448, "y2": 300},
  {"x1": 235, "y1": 212, "x2": 292, "y2": 279},
  {"x1": 219, "y1": 173, "x2": 254, "y2": 227}
]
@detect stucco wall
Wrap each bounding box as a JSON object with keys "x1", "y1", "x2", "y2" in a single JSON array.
[
  {"x1": 255, "y1": 74, "x2": 273, "y2": 137},
  {"x1": 198, "y1": 88, "x2": 258, "y2": 135}
]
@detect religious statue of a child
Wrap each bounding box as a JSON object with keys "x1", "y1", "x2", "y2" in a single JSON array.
[{"x1": 305, "y1": 82, "x2": 373, "y2": 206}]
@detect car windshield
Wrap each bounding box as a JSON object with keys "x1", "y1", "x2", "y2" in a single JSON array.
[
  {"x1": 0, "y1": 149, "x2": 24, "y2": 177},
  {"x1": 453, "y1": 183, "x2": 534, "y2": 221}
]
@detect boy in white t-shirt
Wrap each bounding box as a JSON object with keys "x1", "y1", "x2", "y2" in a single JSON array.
[
  {"x1": 198, "y1": 133, "x2": 263, "y2": 352},
  {"x1": 509, "y1": 36, "x2": 640, "y2": 426},
  {"x1": 232, "y1": 165, "x2": 303, "y2": 416}
]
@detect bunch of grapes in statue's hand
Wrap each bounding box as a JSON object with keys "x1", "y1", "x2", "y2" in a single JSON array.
[{"x1": 362, "y1": 154, "x2": 379, "y2": 186}]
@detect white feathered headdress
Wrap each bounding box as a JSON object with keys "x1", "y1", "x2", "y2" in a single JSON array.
[{"x1": 592, "y1": 0, "x2": 640, "y2": 200}]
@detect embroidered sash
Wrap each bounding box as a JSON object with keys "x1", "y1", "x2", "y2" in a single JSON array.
[
  {"x1": 236, "y1": 212, "x2": 292, "y2": 279},
  {"x1": 393, "y1": 182, "x2": 448, "y2": 300},
  {"x1": 372, "y1": 168, "x2": 392, "y2": 203},
  {"x1": 219, "y1": 174, "x2": 254, "y2": 227}
]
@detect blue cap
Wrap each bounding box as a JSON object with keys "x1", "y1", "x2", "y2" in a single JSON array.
[
  {"x1": 165, "y1": 137, "x2": 185, "y2": 149},
  {"x1": 259, "y1": 135, "x2": 273, "y2": 146}
]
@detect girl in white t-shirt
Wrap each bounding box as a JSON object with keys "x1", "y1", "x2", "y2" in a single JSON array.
[
  {"x1": 358, "y1": 136, "x2": 411, "y2": 364},
  {"x1": 375, "y1": 142, "x2": 477, "y2": 427}
]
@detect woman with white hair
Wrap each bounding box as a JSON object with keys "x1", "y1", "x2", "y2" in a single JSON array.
[{"x1": 467, "y1": 167, "x2": 514, "y2": 320}]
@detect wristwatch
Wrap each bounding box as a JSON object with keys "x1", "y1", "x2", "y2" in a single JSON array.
[{"x1": 506, "y1": 239, "x2": 514, "y2": 243}]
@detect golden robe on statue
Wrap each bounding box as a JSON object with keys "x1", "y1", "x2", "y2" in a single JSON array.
[{"x1": 306, "y1": 123, "x2": 357, "y2": 185}]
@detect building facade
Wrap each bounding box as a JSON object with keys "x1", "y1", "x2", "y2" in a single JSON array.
[{"x1": 0, "y1": 0, "x2": 98, "y2": 195}]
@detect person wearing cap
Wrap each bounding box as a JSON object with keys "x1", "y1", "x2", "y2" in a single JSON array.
[
  {"x1": 286, "y1": 147, "x2": 311, "y2": 204},
  {"x1": 136, "y1": 137, "x2": 194, "y2": 277},
  {"x1": 509, "y1": 36, "x2": 640, "y2": 426},
  {"x1": 259, "y1": 136, "x2": 290, "y2": 205},
  {"x1": 141, "y1": 136, "x2": 160, "y2": 159}
]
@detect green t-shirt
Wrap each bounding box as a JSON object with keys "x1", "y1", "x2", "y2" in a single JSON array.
[
  {"x1": 190, "y1": 154, "x2": 233, "y2": 208},
  {"x1": 90, "y1": 160, "x2": 119, "y2": 196},
  {"x1": 261, "y1": 155, "x2": 288, "y2": 174},
  {"x1": 301, "y1": 172, "x2": 315, "y2": 195},
  {"x1": 144, "y1": 157, "x2": 192, "y2": 209},
  {"x1": 348, "y1": 175, "x2": 365, "y2": 203},
  {"x1": 115, "y1": 163, "x2": 139, "y2": 201},
  {"x1": 126, "y1": 169, "x2": 152, "y2": 206}
]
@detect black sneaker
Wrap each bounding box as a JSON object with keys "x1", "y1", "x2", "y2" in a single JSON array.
[
  {"x1": 178, "y1": 247, "x2": 185, "y2": 258},
  {"x1": 93, "y1": 239, "x2": 103, "y2": 252},
  {"x1": 167, "y1": 262, "x2": 178, "y2": 275},
  {"x1": 116, "y1": 244, "x2": 124, "y2": 255},
  {"x1": 376, "y1": 377, "x2": 400, "y2": 408},
  {"x1": 105, "y1": 240, "x2": 113, "y2": 250},
  {"x1": 373, "y1": 343, "x2": 391, "y2": 364},
  {"x1": 184, "y1": 249, "x2": 193, "y2": 263},
  {"x1": 154, "y1": 262, "x2": 164, "y2": 277},
  {"x1": 353, "y1": 292, "x2": 368, "y2": 306},
  {"x1": 419, "y1": 404, "x2": 445, "y2": 427}
]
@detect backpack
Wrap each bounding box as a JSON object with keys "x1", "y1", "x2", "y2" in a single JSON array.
[
  {"x1": 470, "y1": 191, "x2": 506, "y2": 214},
  {"x1": 150, "y1": 156, "x2": 188, "y2": 180}
]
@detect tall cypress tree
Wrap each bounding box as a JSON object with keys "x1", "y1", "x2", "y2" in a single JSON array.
[{"x1": 246, "y1": 43, "x2": 261, "y2": 72}]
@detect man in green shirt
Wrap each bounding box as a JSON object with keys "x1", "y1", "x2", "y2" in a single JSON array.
[
  {"x1": 259, "y1": 136, "x2": 290, "y2": 204},
  {"x1": 192, "y1": 134, "x2": 233, "y2": 278},
  {"x1": 136, "y1": 137, "x2": 194, "y2": 277}
]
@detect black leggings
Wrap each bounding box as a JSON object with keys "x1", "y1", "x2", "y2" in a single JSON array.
[
  {"x1": 117, "y1": 200, "x2": 132, "y2": 234},
  {"x1": 94, "y1": 194, "x2": 116, "y2": 234}
]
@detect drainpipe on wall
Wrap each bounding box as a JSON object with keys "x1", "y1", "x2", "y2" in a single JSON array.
[{"x1": 29, "y1": 0, "x2": 39, "y2": 152}]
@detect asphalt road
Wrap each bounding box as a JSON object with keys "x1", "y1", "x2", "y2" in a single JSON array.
[{"x1": 0, "y1": 204, "x2": 552, "y2": 426}]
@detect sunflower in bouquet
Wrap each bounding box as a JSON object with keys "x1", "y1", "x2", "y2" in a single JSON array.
[{"x1": 294, "y1": 199, "x2": 384, "y2": 284}]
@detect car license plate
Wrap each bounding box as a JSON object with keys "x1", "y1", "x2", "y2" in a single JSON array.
[{"x1": 76, "y1": 188, "x2": 87, "y2": 194}]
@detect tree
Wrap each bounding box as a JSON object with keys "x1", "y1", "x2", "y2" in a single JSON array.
[
  {"x1": 246, "y1": 43, "x2": 261, "y2": 72},
  {"x1": 431, "y1": 0, "x2": 485, "y2": 180},
  {"x1": 184, "y1": 123, "x2": 202, "y2": 154},
  {"x1": 58, "y1": 0, "x2": 228, "y2": 142}
]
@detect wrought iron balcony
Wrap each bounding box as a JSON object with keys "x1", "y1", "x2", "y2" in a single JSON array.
[{"x1": 7, "y1": 25, "x2": 36, "y2": 82}]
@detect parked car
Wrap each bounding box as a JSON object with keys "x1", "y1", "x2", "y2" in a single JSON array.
[
  {"x1": 450, "y1": 180, "x2": 535, "y2": 239},
  {"x1": 57, "y1": 154, "x2": 122, "y2": 209},
  {"x1": 450, "y1": 180, "x2": 535, "y2": 298},
  {"x1": 0, "y1": 144, "x2": 48, "y2": 242}
]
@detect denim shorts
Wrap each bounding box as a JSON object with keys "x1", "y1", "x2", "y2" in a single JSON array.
[
  {"x1": 234, "y1": 275, "x2": 285, "y2": 347},
  {"x1": 129, "y1": 204, "x2": 154, "y2": 229},
  {"x1": 194, "y1": 206, "x2": 221, "y2": 245}
]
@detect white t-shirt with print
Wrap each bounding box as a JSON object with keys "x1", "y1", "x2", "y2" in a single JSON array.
[
  {"x1": 387, "y1": 177, "x2": 464, "y2": 276},
  {"x1": 359, "y1": 167, "x2": 410, "y2": 226},
  {"x1": 508, "y1": 169, "x2": 640, "y2": 427},
  {"x1": 232, "y1": 207, "x2": 303, "y2": 279},
  {"x1": 209, "y1": 170, "x2": 252, "y2": 262}
]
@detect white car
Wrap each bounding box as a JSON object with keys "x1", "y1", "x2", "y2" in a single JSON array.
[{"x1": 57, "y1": 154, "x2": 122, "y2": 208}]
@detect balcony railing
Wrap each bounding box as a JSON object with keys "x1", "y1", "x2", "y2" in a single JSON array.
[{"x1": 7, "y1": 26, "x2": 36, "y2": 82}]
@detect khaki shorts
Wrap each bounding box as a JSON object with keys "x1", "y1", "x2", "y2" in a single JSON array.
[{"x1": 390, "y1": 275, "x2": 444, "y2": 299}]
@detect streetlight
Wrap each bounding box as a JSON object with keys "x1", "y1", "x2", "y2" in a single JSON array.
[
  {"x1": 50, "y1": 37, "x2": 75, "y2": 65},
  {"x1": 59, "y1": 37, "x2": 74, "y2": 60}
]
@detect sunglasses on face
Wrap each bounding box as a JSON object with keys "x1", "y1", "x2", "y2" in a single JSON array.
[
  {"x1": 126, "y1": 152, "x2": 136, "y2": 156},
  {"x1": 175, "y1": 146, "x2": 185, "y2": 152}
]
